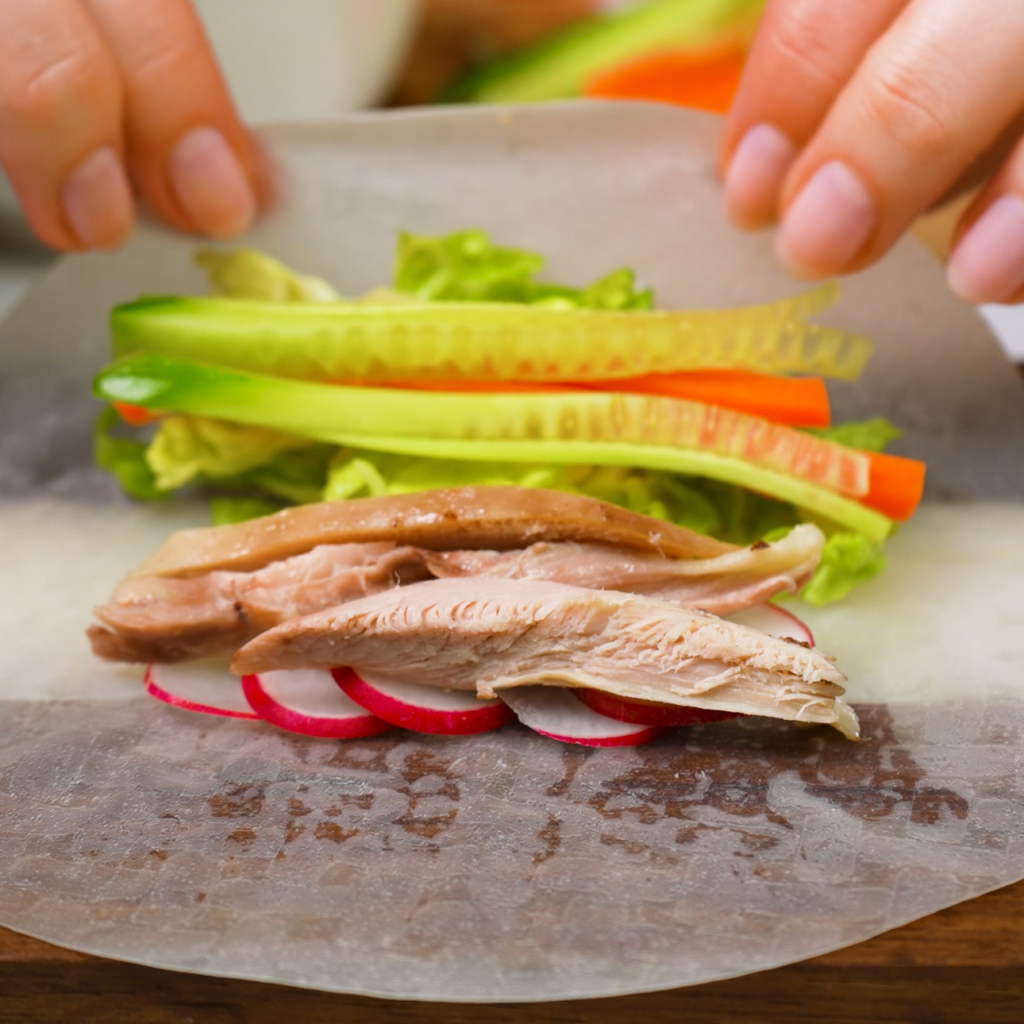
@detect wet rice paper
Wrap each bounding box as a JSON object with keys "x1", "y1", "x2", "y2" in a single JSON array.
[{"x1": 1, "y1": 104, "x2": 1024, "y2": 1001}]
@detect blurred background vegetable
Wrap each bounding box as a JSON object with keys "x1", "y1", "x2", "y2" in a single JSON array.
[{"x1": 390, "y1": 0, "x2": 764, "y2": 111}]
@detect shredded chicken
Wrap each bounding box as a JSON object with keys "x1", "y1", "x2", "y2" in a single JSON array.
[
  {"x1": 423, "y1": 524, "x2": 823, "y2": 615},
  {"x1": 89, "y1": 526, "x2": 824, "y2": 663},
  {"x1": 231, "y1": 578, "x2": 859, "y2": 738},
  {"x1": 88, "y1": 543, "x2": 430, "y2": 662}
]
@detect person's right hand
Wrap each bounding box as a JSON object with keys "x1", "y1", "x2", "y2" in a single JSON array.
[{"x1": 0, "y1": 0, "x2": 260, "y2": 252}]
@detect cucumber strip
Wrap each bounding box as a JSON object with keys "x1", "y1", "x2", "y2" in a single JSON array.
[
  {"x1": 443, "y1": 0, "x2": 764, "y2": 103},
  {"x1": 94, "y1": 354, "x2": 891, "y2": 541},
  {"x1": 321, "y1": 436, "x2": 893, "y2": 545},
  {"x1": 96, "y1": 352, "x2": 870, "y2": 496},
  {"x1": 110, "y1": 284, "x2": 872, "y2": 383}
]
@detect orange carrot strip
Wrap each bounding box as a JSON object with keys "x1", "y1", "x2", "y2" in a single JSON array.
[
  {"x1": 113, "y1": 401, "x2": 161, "y2": 426},
  {"x1": 340, "y1": 372, "x2": 830, "y2": 428},
  {"x1": 584, "y1": 48, "x2": 747, "y2": 115},
  {"x1": 579, "y1": 371, "x2": 831, "y2": 428},
  {"x1": 333, "y1": 379, "x2": 573, "y2": 394},
  {"x1": 861, "y1": 451, "x2": 927, "y2": 521}
]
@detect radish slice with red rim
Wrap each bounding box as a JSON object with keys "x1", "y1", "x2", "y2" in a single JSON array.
[
  {"x1": 573, "y1": 689, "x2": 739, "y2": 727},
  {"x1": 146, "y1": 662, "x2": 259, "y2": 720},
  {"x1": 242, "y1": 669, "x2": 394, "y2": 739},
  {"x1": 333, "y1": 668, "x2": 514, "y2": 735},
  {"x1": 726, "y1": 603, "x2": 814, "y2": 646},
  {"x1": 572, "y1": 604, "x2": 813, "y2": 728},
  {"x1": 498, "y1": 685, "x2": 670, "y2": 747}
]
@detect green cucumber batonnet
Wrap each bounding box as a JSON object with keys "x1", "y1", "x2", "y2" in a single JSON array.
[
  {"x1": 94, "y1": 352, "x2": 892, "y2": 543},
  {"x1": 110, "y1": 286, "x2": 872, "y2": 384}
]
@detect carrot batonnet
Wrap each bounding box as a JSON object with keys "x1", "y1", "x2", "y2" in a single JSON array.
[
  {"x1": 113, "y1": 401, "x2": 160, "y2": 427},
  {"x1": 579, "y1": 371, "x2": 831, "y2": 428},
  {"x1": 350, "y1": 370, "x2": 832, "y2": 429},
  {"x1": 113, "y1": 370, "x2": 921, "y2": 521},
  {"x1": 862, "y1": 450, "x2": 927, "y2": 522},
  {"x1": 584, "y1": 47, "x2": 747, "y2": 114}
]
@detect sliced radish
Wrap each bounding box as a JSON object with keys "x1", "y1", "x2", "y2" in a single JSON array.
[
  {"x1": 571, "y1": 604, "x2": 814, "y2": 728},
  {"x1": 146, "y1": 662, "x2": 259, "y2": 720},
  {"x1": 242, "y1": 669, "x2": 394, "y2": 739},
  {"x1": 726, "y1": 603, "x2": 814, "y2": 646},
  {"x1": 498, "y1": 685, "x2": 670, "y2": 747},
  {"x1": 333, "y1": 668, "x2": 514, "y2": 735},
  {"x1": 573, "y1": 689, "x2": 739, "y2": 727}
]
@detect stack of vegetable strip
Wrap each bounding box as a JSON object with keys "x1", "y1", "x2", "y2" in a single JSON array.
[{"x1": 93, "y1": 230, "x2": 925, "y2": 604}]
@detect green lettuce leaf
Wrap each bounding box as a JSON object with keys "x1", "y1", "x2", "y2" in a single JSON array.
[
  {"x1": 807, "y1": 417, "x2": 903, "y2": 453},
  {"x1": 210, "y1": 497, "x2": 284, "y2": 526},
  {"x1": 235, "y1": 443, "x2": 336, "y2": 505},
  {"x1": 323, "y1": 446, "x2": 802, "y2": 543},
  {"x1": 393, "y1": 229, "x2": 652, "y2": 308},
  {"x1": 799, "y1": 532, "x2": 888, "y2": 606},
  {"x1": 93, "y1": 407, "x2": 166, "y2": 501},
  {"x1": 195, "y1": 248, "x2": 341, "y2": 303},
  {"x1": 145, "y1": 416, "x2": 316, "y2": 491}
]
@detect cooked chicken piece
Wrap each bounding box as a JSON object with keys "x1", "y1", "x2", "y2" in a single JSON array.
[
  {"x1": 88, "y1": 543, "x2": 430, "y2": 662},
  {"x1": 89, "y1": 525, "x2": 822, "y2": 664},
  {"x1": 424, "y1": 524, "x2": 823, "y2": 615},
  {"x1": 231, "y1": 578, "x2": 859, "y2": 738},
  {"x1": 130, "y1": 486, "x2": 735, "y2": 579}
]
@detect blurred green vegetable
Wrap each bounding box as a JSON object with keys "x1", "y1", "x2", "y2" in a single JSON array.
[{"x1": 443, "y1": 0, "x2": 765, "y2": 104}]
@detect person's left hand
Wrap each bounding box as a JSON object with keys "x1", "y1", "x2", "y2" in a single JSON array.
[{"x1": 719, "y1": 0, "x2": 1024, "y2": 304}]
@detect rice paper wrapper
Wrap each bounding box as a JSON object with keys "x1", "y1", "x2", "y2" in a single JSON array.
[{"x1": 2, "y1": 103, "x2": 1024, "y2": 1002}]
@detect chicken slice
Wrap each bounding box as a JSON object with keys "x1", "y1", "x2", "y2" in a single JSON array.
[
  {"x1": 130, "y1": 486, "x2": 735, "y2": 579},
  {"x1": 231, "y1": 578, "x2": 859, "y2": 738},
  {"x1": 88, "y1": 542, "x2": 430, "y2": 663},
  {"x1": 423, "y1": 523, "x2": 823, "y2": 615},
  {"x1": 89, "y1": 525, "x2": 822, "y2": 664}
]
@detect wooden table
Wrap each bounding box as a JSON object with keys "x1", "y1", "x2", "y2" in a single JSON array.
[{"x1": 3, "y1": 881, "x2": 1024, "y2": 1022}]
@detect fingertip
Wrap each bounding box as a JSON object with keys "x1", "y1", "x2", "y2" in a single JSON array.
[
  {"x1": 167, "y1": 126, "x2": 255, "y2": 238},
  {"x1": 723, "y1": 123, "x2": 797, "y2": 230},
  {"x1": 60, "y1": 145, "x2": 134, "y2": 250},
  {"x1": 244, "y1": 132, "x2": 280, "y2": 220},
  {"x1": 946, "y1": 194, "x2": 1024, "y2": 304},
  {"x1": 776, "y1": 161, "x2": 877, "y2": 279}
]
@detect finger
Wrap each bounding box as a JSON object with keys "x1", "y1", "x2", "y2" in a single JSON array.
[
  {"x1": 947, "y1": 135, "x2": 1024, "y2": 305},
  {"x1": 0, "y1": 0, "x2": 133, "y2": 250},
  {"x1": 932, "y1": 110, "x2": 1024, "y2": 209},
  {"x1": 775, "y1": 0, "x2": 1024, "y2": 279},
  {"x1": 82, "y1": 0, "x2": 258, "y2": 238},
  {"x1": 720, "y1": 0, "x2": 908, "y2": 228}
]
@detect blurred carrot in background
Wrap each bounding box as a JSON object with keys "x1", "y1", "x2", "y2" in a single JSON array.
[
  {"x1": 585, "y1": 46, "x2": 746, "y2": 113},
  {"x1": 389, "y1": 0, "x2": 762, "y2": 111}
]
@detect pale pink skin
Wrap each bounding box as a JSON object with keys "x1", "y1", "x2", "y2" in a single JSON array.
[
  {"x1": 720, "y1": 0, "x2": 1024, "y2": 303},
  {"x1": 573, "y1": 604, "x2": 813, "y2": 727},
  {"x1": 333, "y1": 668, "x2": 514, "y2": 736},
  {"x1": 145, "y1": 664, "x2": 259, "y2": 721},
  {"x1": 242, "y1": 671, "x2": 393, "y2": 739}
]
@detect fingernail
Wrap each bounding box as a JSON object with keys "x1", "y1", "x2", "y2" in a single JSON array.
[
  {"x1": 61, "y1": 146, "x2": 134, "y2": 250},
  {"x1": 168, "y1": 126, "x2": 255, "y2": 238},
  {"x1": 776, "y1": 161, "x2": 877, "y2": 278},
  {"x1": 724, "y1": 124, "x2": 797, "y2": 229},
  {"x1": 947, "y1": 194, "x2": 1024, "y2": 304}
]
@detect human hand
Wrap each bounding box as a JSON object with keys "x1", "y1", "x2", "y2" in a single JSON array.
[
  {"x1": 0, "y1": 0, "x2": 260, "y2": 252},
  {"x1": 719, "y1": 0, "x2": 1024, "y2": 304}
]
